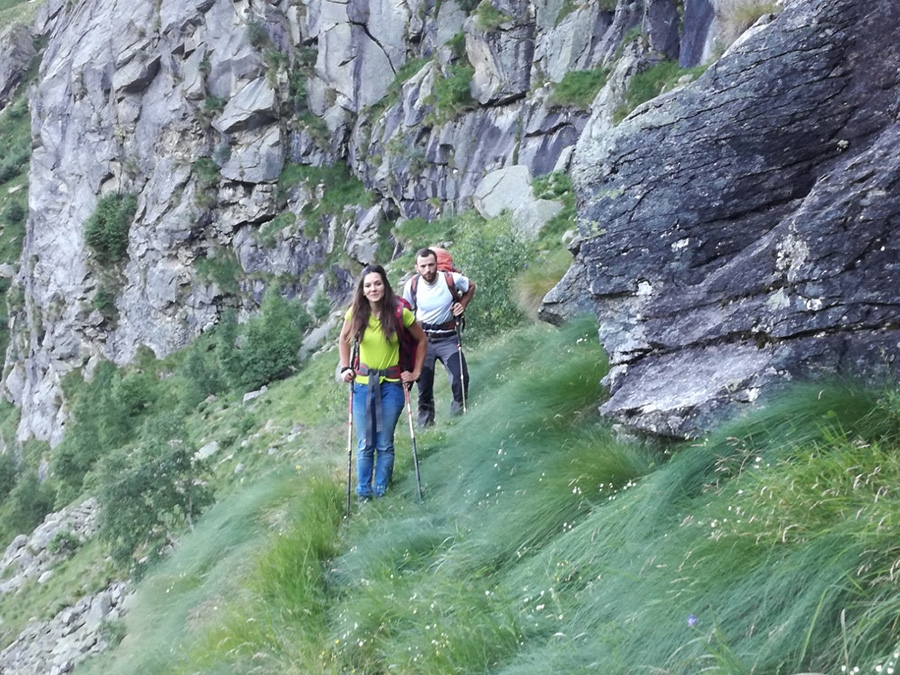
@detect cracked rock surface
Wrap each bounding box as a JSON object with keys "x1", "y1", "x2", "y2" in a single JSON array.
[{"x1": 560, "y1": 0, "x2": 900, "y2": 437}]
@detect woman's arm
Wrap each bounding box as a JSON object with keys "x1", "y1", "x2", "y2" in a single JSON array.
[{"x1": 338, "y1": 318, "x2": 355, "y2": 383}]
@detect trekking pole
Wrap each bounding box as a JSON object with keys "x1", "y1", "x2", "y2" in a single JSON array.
[
  {"x1": 455, "y1": 317, "x2": 467, "y2": 414},
  {"x1": 345, "y1": 379, "x2": 354, "y2": 518},
  {"x1": 403, "y1": 382, "x2": 424, "y2": 502},
  {"x1": 345, "y1": 339, "x2": 359, "y2": 518}
]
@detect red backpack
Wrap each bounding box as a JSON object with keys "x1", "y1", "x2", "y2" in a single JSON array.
[
  {"x1": 432, "y1": 247, "x2": 459, "y2": 273},
  {"x1": 395, "y1": 297, "x2": 418, "y2": 373}
]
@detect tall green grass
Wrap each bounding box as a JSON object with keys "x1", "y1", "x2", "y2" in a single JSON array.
[
  {"x1": 71, "y1": 319, "x2": 900, "y2": 675},
  {"x1": 322, "y1": 369, "x2": 900, "y2": 673},
  {"x1": 76, "y1": 470, "x2": 343, "y2": 675}
]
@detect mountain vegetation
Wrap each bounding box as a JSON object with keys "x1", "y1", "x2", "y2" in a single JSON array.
[
  {"x1": 3, "y1": 0, "x2": 900, "y2": 671},
  {"x1": 32, "y1": 318, "x2": 900, "y2": 675}
]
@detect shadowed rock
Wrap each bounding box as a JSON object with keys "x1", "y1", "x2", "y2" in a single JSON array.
[{"x1": 560, "y1": 0, "x2": 900, "y2": 437}]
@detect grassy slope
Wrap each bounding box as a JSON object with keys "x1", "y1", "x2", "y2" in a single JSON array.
[{"x1": 69, "y1": 318, "x2": 900, "y2": 675}]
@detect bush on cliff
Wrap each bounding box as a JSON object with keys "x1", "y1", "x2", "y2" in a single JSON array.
[{"x1": 84, "y1": 193, "x2": 138, "y2": 265}]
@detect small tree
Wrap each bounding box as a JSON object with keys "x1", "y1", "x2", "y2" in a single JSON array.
[
  {"x1": 176, "y1": 340, "x2": 225, "y2": 412},
  {"x1": 95, "y1": 414, "x2": 214, "y2": 567},
  {"x1": 222, "y1": 286, "x2": 311, "y2": 391},
  {"x1": 452, "y1": 212, "x2": 528, "y2": 343},
  {"x1": 2, "y1": 200, "x2": 26, "y2": 226}
]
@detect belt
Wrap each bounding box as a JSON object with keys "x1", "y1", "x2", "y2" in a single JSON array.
[
  {"x1": 357, "y1": 363, "x2": 402, "y2": 379},
  {"x1": 422, "y1": 320, "x2": 456, "y2": 334},
  {"x1": 357, "y1": 363, "x2": 401, "y2": 447}
]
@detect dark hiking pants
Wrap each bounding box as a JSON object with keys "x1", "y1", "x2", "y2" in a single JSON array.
[{"x1": 416, "y1": 333, "x2": 468, "y2": 427}]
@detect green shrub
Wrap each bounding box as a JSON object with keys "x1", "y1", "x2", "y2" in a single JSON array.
[
  {"x1": 288, "y1": 67, "x2": 309, "y2": 114},
  {"x1": 5, "y1": 471, "x2": 55, "y2": 535},
  {"x1": 613, "y1": 61, "x2": 708, "y2": 123},
  {"x1": 47, "y1": 530, "x2": 81, "y2": 555},
  {"x1": 446, "y1": 31, "x2": 466, "y2": 59},
  {"x1": 91, "y1": 288, "x2": 118, "y2": 322},
  {"x1": 175, "y1": 336, "x2": 226, "y2": 412},
  {"x1": 278, "y1": 163, "x2": 372, "y2": 222},
  {"x1": 619, "y1": 60, "x2": 682, "y2": 120},
  {"x1": 2, "y1": 200, "x2": 26, "y2": 226},
  {"x1": 51, "y1": 361, "x2": 158, "y2": 500},
  {"x1": 0, "y1": 151, "x2": 27, "y2": 183},
  {"x1": 194, "y1": 157, "x2": 220, "y2": 189},
  {"x1": 311, "y1": 290, "x2": 331, "y2": 321},
  {"x1": 0, "y1": 94, "x2": 30, "y2": 185},
  {"x1": 532, "y1": 170, "x2": 577, "y2": 248},
  {"x1": 0, "y1": 198, "x2": 26, "y2": 264},
  {"x1": 0, "y1": 452, "x2": 17, "y2": 505},
  {"x1": 474, "y1": 1, "x2": 511, "y2": 30},
  {"x1": 83, "y1": 193, "x2": 137, "y2": 265},
  {"x1": 52, "y1": 418, "x2": 103, "y2": 504},
  {"x1": 221, "y1": 286, "x2": 312, "y2": 391},
  {"x1": 247, "y1": 18, "x2": 269, "y2": 49},
  {"x1": 428, "y1": 63, "x2": 476, "y2": 123},
  {"x1": 257, "y1": 211, "x2": 296, "y2": 248},
  {"x1": 195, "y1": 248, "x2": 241, "y2": 294},
  {"x1": 549, "y1": 67, "x2": 610, "y2": 109},
  {"x1": 99, "y1": 618, "x2": 127, "y2": 649},
  {"x1": 554, "y1": 0, "x2": 577, "y2": 26},
  {"x1": 95, "y1": 414, "x2": 214, "y2": 568},
  {"x1": 452, "y1": 211, "x2": 528, "y2": 342},
  {"x1": 203, "y1": 96, "x2": 226, "y2": 112}
]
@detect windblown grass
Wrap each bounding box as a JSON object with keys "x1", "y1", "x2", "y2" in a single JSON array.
[
  {"x1": 325, "y1": 374, "x2": 900, "y2": 674},
  {"x1": 75, "y1": 321, "x2": 900, "y2": 675},
  {"x1": 76, "y1": 471, "x2": 308, "y2": 675}
]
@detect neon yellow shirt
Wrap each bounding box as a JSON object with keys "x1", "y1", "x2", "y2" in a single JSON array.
[{"x1": 345, "y1": 306, "x2": 415, "y2": 385}]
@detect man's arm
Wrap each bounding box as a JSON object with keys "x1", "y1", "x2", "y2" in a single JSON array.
[{"x1": 452, "y1": 279, "x2": 475, "y2": 317}]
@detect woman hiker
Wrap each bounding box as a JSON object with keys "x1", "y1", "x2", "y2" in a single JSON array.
[{"x1": 338, "y1": 265, "x2": 427, "y2": 500}]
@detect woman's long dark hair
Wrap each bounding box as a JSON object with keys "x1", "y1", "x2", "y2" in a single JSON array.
[{"x1": 348, "y1": 264, "x2": 402, "y2": 343}]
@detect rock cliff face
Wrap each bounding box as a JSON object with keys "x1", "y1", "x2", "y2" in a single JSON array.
[
  {"x1": 3, "y1": 0, "x2": 719, "y2": 444},
  {"x1": 544, "y1": 0, "x2": 900, "y2": 436},
  {"x1": 7, "y1": 0, "x2": 895, "y2": 446}
]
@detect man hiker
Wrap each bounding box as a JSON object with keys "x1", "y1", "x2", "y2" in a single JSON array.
[{"x1": 402, "y1": 247, "x2": 475, "y2": 427}]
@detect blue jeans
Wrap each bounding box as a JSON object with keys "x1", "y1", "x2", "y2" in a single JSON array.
[{"x1": 352, "y1": 380, "x2": 404, "y2": 498}]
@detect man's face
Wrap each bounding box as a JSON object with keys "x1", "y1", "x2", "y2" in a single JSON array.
[{"x1": 415, "y1": 254, "x2": 438, "y2": 283}]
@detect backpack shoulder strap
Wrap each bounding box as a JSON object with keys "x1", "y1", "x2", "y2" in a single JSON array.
[
  {"x1": 410, "y1": 274, "x2": 420, "y2": 310},
  {"x1": 443, "y1": 271, "x2": 460, "y2": 301}
]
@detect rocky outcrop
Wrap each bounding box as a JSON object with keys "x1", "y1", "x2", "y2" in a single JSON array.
[
  {"x1": 1, "y1": 498, "x2": 99, "y2": 594},
  {"x1": 0, "y1": 581, "x2": 130, "y2": 675},
  {"x1": 0, "y1": 23, "x2": 35, "y2": 107},
  {"x1": 0, "y1": 499, "x2": 131, "y2": 675},
  {"x1": 555, "y1": 0, "x2": 900, "y2": 437},
  {"x1": 1, "y1": 0, "x2": 724, "y2": 447}
]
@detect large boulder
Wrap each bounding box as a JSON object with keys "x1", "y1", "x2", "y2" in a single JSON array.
[
  {"x1": 0, "y1": 23, "x2": 36, "y2": 106},
  {"x1": 558, "y1": 0, "x2": 900, "y2": 437},
  {"x1": 465, "y1": 0, "x2": 535, "y2": 105}
]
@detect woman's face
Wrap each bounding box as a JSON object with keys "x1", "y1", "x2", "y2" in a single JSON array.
[{"x1": 363, "y1": 272, "x2": 385, "y2": 304}]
